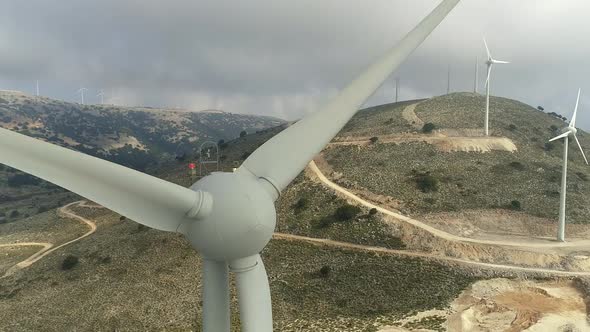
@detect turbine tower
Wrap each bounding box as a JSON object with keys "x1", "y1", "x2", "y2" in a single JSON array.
[
  {"x1": 0, "y1": 0, "x2": 461, "y2": 330},
  {"x1": 483, "y1": 38, "x2": 509, "y2": 136},
  {"x1": 36, "y1": 80, "x2": 40, "y2": 97},
  {"x1": 548, "y1": 89, "x2": 588, "y2": 242},
  {"x1": 78, "y1": 87, "x2": 88, "y2": 105},
  {"x1": 97, "y1": 90, "x2": 105, "y2": 104},
  {"x1": 474, "y1": 57, "x2": 478, "y2": 93},
  {"x1": 395, "y1": 77, "x2": 400, "y2": 102}
]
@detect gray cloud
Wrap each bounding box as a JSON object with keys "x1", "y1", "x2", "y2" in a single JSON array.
[{"x1": 1, "y1": 0, "x2": 590, "y2": 127}]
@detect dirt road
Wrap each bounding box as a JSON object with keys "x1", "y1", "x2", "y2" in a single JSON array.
[{"x1": 0, "y1": 201, "x2": 96, "y2": 277}]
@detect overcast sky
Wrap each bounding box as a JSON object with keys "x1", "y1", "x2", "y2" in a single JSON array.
[{"x1": 1, "y1": 0, "x2": 589, "y2": 128}]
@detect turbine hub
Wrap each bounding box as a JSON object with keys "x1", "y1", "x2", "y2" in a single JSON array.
[
  {"x1": 565, "y1": 127, "x2": 577, "y2": 135},
  {"x1": 183, "y1": 172, "x2": 276, "y2": 261}
]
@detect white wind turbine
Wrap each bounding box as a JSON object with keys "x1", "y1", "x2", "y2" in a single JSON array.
[
  {"x1": 548, "y1": 89, "x2": 588, "y2": 242},
  {"x1": 0, "y1": 1, "x2": 460, "y2": 331},
  {"x1": 97, "y1": 90, "x2": 105, "y2": 104},
  {"x1": 78, "y1": 87, "x2": 88, "y2": 105},
  {"x1": 483, "y1": 38, "x2": 509, "y2": 136}
]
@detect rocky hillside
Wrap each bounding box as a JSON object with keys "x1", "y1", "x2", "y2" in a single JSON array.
[{"x1": 0, "y1": 90, "x2": 285, "y2": 171}]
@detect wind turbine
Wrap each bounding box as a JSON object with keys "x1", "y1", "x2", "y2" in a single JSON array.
[
  {"x1": 97, "y1": 90, "x2": 105, "y2": 104},
  {"x1": 36, "y1": 80, "x2": 40, "y2": 97},
  {"x1": 548, "y1": 89, "x2": 588, "y2": 242},
  {"x1": 483, "y1": 38, "x2": 509, "y2": 136},
  {"x1": 0, "y1": 0, "x2": 460, "y2": 331},
  {"x1": 474, "y1": 56, "x2": 478, "y2": 93},
  {"x1": 78, "y1": 87, "x2": 88, "y2": 105}
]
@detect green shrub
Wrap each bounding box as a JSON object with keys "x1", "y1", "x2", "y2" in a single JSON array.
[
  {"x1": 550, "y1": 125, "x2": 559, "y2": 131},
  {"x1": 7, "y1": 173, "x2": 41, "y2": 187},
  {"x1": 61, "y1": 255, "x2": 79, "y2": 270},
  {"x1": 37, "y1": 206, "x2": 50, "y2": 214},
  {"x1": 370, "y1": 137, "x2": 379, "y2": 144},
  {"x1": 9, "y1": 210, "x2": 19, "y2": 218},
  {"x1": 544, "y1": 142, "x2": 555, "y2": 151},
  {"x1": 293, "y1": 197, "x2": 309, "y2": 212},
  {"x1": 415, "y1": 173, "x2": 439, "y2": 193},
  {"x1": 119, "y1": 216, "x2": 126, "y2": 221},
  {"x1": 508, "y1": 124, "x2": 517, "y2": 131},
  {"x1": 510, "y1": 200, "x2": 521, "y2": 210},
  {"x1": 239, "y1": 130, "x2": 247, "y2": 138},
  {"x1": 369, "y1": 208, "x2": 378, "y2": 216},
  {"x1": 509, "y1": 161, "x2": 525, "y2": 171},
  {"x1": 335, "y1": 204, "x2": 362, "y2": 221},
  {"x1": 422, "y1": 123, "x2": 436, "y2": 133},
  {"x1": 319, "y1": 265, "x2": 331, "y2": 278}
]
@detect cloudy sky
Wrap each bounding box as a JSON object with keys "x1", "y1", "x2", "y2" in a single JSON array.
[{"x1": 1, "y1": 0, "x2": 589, "y2": 128}]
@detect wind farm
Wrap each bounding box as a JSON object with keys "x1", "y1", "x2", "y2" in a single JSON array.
[{"x1": 1, "y1": 0, "x2": 590, "y2": 331}]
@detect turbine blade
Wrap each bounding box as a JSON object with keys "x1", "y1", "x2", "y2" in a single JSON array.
[
  {"x1": 485, "y1": 65, "x2": 492, "y2": 88},
  {"x1": 570, "y1": 88, "x2": 581, "y2": 127},
  {"x1": 574, "y1": 134, "x2": 589, "y2": 165},
  {"x1": 0, "y1": 127, "x2": 208, "y2": 232},
  {"x1": 233, "y1": 255, "x2": 272, "y2": 331},
  {"x1": 549, "y1": 131, "x2": 572, "y2": 142},
  {"x1": 239, "y1": 0, "x2": 461, "y2": 193},
  {"x1": 494, "y1": 60, "x2": 510, "y2": 64},
  {"x1": 483, "y1": 37, "x2": 492, "y2": 60}
]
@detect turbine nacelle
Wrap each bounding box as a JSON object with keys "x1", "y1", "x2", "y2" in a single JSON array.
[{"x1": 184, "y1": 172, "x2": 276, "y2": 261}]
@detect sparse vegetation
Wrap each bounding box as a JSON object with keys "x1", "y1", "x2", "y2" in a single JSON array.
[
  {"x1": 414, "y1": 172, "x2": 439, "y2": 193},
  {"x1": 370, "y1": 136, "x2": 379, "y2": 144},
  {"x1": 510, "y1": 200, "x2": 522, "y2": 210},
  {"x1": 335, "y1": 204, "x2": 362, "y2": 221}
]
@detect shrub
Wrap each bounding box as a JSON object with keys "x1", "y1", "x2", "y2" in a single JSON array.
[
  {"x1": 415, "y1": 173, "x2": 439, "y2": 193},
  {"x1": 7, "y1": 173, "x2": 41, "y2": 187},
  {"x1": 550, "y1": 125, "x2": 558, "y2": 131},
  {"x1": 319, "y1": 265, "x2": 331, "y2": 278},
  {"x1": 293, "y1": 197, "x2": 309, "y2": 212},
  {"x1": 9, "y1": 210, "x2": 19, "y2": 218},
  {"x1": 241, "y1": 151, "x2": 251, "y2": 160},
  {"x1": 61, "y1": 255, "x2": 79, "y2": 270},
  {"x1": 369, "y1": 208, "x2": 378, "y2": 216},
  {"x1": 508, "y1": 124, "x2": 517, "y2": 131},
  {"x1": 422, "y1": 123, "x2": 436, "y2": 134},
  {"x1": 370, "y1": 137, "x2": 379, "y2": 144},
  {"x1": 119, "y1": 216, "x2": 126, "y2": 221},
  {"x1": 239, "y1": 130, "x2": 247, "y2": 138},
  {"x1": 37, "y1": 206, "x2": 50, "y2": 213},
  {"x1": 509, "y1": 161, "x2": 525, "y2": 171},
  {"x1": 510, "y1": 200, "x2": 521, "y2": 210},
  {"x1": 544, "y1": 142, "x2": 555, "y2": 151},
  {"x1": 335, "y1": 204, "x2": 362, "y2": 221},
  {"x1": 537, "y1": 106, "x2": 545, "y2": 111}
]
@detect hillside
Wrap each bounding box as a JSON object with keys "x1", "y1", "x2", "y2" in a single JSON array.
[
  {"x1": 0, "y1": 90, "x2": 284, "y2": 224},
  {"x1": 326, "y1": 92, "x2": 590, "y2": 223},
  {"x1": 0, "y1": 90, "x2": 284, "y2": 171},
  {"x1": 2, "y1": 93, "x2": 590, "y2": 331}
]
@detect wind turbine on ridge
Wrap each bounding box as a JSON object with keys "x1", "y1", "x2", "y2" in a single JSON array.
[
  {"x1": 77, "y1": 87, "x2": 88, "y2": 105},
  {"x1": 548, "y1": 89, "x2": 588, "y2": 242},
  {"x1": 483, "y1": 38, "x2": 509, "y2": 136},
  {"x1": 0, "y1": 0, "x2": 461, "y2": 331},
  {"x1": 97, "y1": 90, "x2": 105, "y2": 104}
]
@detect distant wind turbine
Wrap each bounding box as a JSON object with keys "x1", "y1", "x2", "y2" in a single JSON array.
[
  {"x1": 483, "y1": 38, "x2": 509, "y2": 136},
  {"x1": 473, "y1": 57, "x2": 479, "y2": 93},
  {"x1": 446, "y1": 64, "x2": 451, "y2": 95},
  {"x1": 97, "y1": 90, "x2": 105, "y2": 104},
  {"x1": 77, "y1": 88, "x2": 88, "y2": 105},
  {"x1": 36, "y1": 80, "x2": 40, "y2": 97},
  {"x1": 548, "y1": 89, "x2": 588, "y2": 242},
  {"x1": 395, "y1": 77, "x2": 400, "y2": 102}
]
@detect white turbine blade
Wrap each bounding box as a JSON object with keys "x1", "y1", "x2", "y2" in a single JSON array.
[
  {"x1": 0, "y1": 127, "x2": 208, "y2": 232},
  {"x1": 574, "y1": 134, "x2": 589, "y2": 165},
  {"x1": 570, "y1": 88, "x2": 581, "y2": 127},
  {"x1": 493, "y1": 60, "x2": 510, "y2": 64},
  {"x1": 239, "y1": 0, "x2": 461, "y2": 193},
  {"x1": 233, "y1": 255, "x2": 272, "y2": 332},
  {"x1": 483, "y1": 38, "x2": 492, "y2": 60},
  {"x1": 485, "y1": 65, "x2": 492, "y2": 88},
  {"x1": 549, "y1": 131, "x2": 572, "y2": 142}
]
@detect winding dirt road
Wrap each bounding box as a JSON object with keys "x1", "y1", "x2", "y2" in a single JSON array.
[{"x1": 0, "y1": 201, "x2": 96, "y2": 277}]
